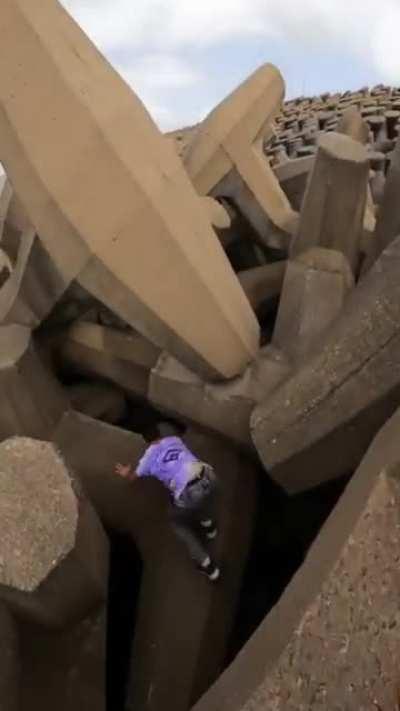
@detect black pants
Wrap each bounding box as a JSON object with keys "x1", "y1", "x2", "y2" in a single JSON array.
[{"x1": 170, "y1": 467, "x2": 218, "y2": 566}]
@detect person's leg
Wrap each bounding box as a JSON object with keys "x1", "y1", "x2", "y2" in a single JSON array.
[
  {"x1": 171, "y1": 514, "x2": 209, "y2": 567},
  {"x1": 193, "y1": 466, "x2": 219, "y2": 540},
  {"x1": 170, "y1": 490, "x2": 220, "y2": 581}
]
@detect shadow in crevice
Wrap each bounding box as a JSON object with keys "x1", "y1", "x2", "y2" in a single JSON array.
[
  {"x1": 106, "y1": 531, "x2": 143, "y2": 711},
  {"x1": 226, "y1": 468, "x2": 350, "y2": 666}
]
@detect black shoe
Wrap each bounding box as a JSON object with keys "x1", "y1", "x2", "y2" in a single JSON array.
[{"x1": 199, "y1": 557, "x2": 220, "y2": 582}]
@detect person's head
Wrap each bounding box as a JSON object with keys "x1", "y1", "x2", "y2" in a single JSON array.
[{"x1": 157, "y1": 421, "x2": 182, "y2": 439}]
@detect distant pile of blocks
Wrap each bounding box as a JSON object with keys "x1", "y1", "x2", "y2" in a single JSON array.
[{"x1": 1, "y1": 1, "x2": 400, "y2": 710}]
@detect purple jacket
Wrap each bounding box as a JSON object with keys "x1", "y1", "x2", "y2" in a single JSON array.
[{"x1": 136, "y1": 437, "x2": 199, "y2": 499}]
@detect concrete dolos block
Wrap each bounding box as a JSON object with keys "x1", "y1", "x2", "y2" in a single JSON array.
[
  {"x1": 60, "y1": 321, "x2": 160, "y2": 400},
  {"x1": 149, "y1": 347, "x2": 291, "y2": 448},
  {"x1": 193, "y1": 407, "x2": 400, "y2": 711},
  {"x1": 0, "y1": 228, "x2": 68, "y2": 328},
  {"x1": 372, "y1": 135, "x2": 400, "y2": 262},
  {"x1": 184, "y1": 64, "x2": 298, "y2": 250},
  {"x1": 251, "y1": 235, "x2": 400, "y2": 493},
  {"x1": 66, "y1": 381, "x2": 126, "y2": 424},
  {"x1": 0, "y1": 175, "x2": 12, "y2": 241},
  {"x1": 337, "y1": 105, "x2": 370, "y2": 144},
  {"x1": 237, "y1": 262, "x2": 286, "y2": 313},
  {"x1": 0, "y1": 0, "x2": 259, "y2": 380},
  {"x1": 0, "y1": 324, "x2": 68, "y2": 441},
  {"x1": 0, "y1": 437, "x2": 108, "y2": 629},
  {"x1": 291, "y1": 132, "x2": 370, "y2": 272},
  {"x1": 273, "y1": 156, "x2": 314, "y2": 212},
  {"x1": 272, "y1": 248, "x2": 354, "y2": 362}
]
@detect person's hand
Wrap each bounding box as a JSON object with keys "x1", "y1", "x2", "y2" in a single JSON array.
[{"x1": 115, "y1": 463, "x2": 134, "y2": 480}]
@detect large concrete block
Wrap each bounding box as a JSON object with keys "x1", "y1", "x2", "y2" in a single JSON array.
[
  {"x1": 237, "y1": 261, "x2": 286, "y2": 312},
  {"x1": 272, "y1": 248, "x2": 354, "y2": 362},
  {"x1": 0, "y1": 228, "x2": 68, "y2": 327},
  {"x1": 0, "y1": 0, "x2": 259, "y2": 380},
  {"x1": 0, "y1": 247, "x2": 12, "y2": 288},
  {"x1": 373, "y1": 136, "x2": 400, "y2": 262},
  {"x1": 184, "y1": 64, "x2": 298, "y2": 250},
  {"x1": 337, "y1": 105, "x2": 370, "y2": 144},
  {"x1": 149, "y1": 347, "x2": 291, "y2": 448},
  {"x1": 54, "y1": 412, "x2": 256, "y2": 711},
  {"x1": 5, "y1": 193, "x2": 31, "y2": 235},
  {"x1": 0, "y1": 604, "x2": 19, "y2": 711},
  {"x1": 291, "y1": 133, "x2": 370, "y2": 271},
  {"x1": 53, "y1": 411, "x2": 152, "y2": 548},
  {"x1": 193, "y1": 407, "x2": 400, "y2": 711},
  {"x1": 0, "y1": 324, "x2": 68, "y2": 441},
  {"x1": 66, "y1": 381, "x2": 127, "y2": 424},
  {"x1": 251, "y1": 236, "x2": 400, "y2": 492},
  {"x1": 0, "y1": 437, "x2": 108, "y2": 628},
  {"x1": 60, "y1": 321, "x2": 161, "y2": 400},
  {"x1": 20, "y1": 606, "x2": 107, "y2": 711},
  {"x1": 336, "y1": 107, "x2": 377, "y2": 237},
  {"x1": 273, "y1": 156, "x2": 314, "y2": 211},
  {"x1": 0, "y1": 175, "x2": 12, "y2": 240}
]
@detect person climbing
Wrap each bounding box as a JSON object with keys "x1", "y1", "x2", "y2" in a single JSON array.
[{"x1": 115, "y1": 434, "x2": 220, "y2": 581}]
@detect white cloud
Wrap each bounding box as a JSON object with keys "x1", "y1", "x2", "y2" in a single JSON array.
[
  {"x1": 62, "y1": 0, "x2": 400, "y2": 73},
  {"x1": 61, "y1": 0, "x2": 400, "y2": 128},
  {"x1": 117, "y1": 54, "x2": 203, "y2": 92}
]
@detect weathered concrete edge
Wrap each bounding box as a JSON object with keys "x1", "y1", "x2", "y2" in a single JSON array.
[{"x1": 192, "y1": 407, "x2": 400, "y2": 711}]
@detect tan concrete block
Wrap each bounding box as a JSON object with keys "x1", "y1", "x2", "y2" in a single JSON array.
[
  {"x1": 251, "y1": 236, "x2": 400, "y2": 492},
  {"x1": 372, "y1": 135, "x2": 400, "y2": 262},
  {"x1": 0, "y1": 228, "x2": 68, "y2": 328},
  {"x1": 149, "y1": 346, "x2": 291, "y2": 448},
  {"x1": 0, "y1": 247, "x2": 12, "y2": 288},
  {"x1": 60, "y1": 321, "x2": 161, "y2": 399},
  {"x1": 193, "y1": 407, "x2": 400, "y2": 711},
  {"x1": 0, "y1": 437, "x2": 108, "y2": 629},
  {"x1": 0, "y1": 324, "x2": 68, "y2": 441},
  {"x1": 5, "y1": 193, "x2": 31, "y2": 235},
  {"x1": 0, "y1": 0, "x2": 259, "y2": 379},
  {"x1": 66, "y1": 381, "x2": 126, "y2": 424},
  {"x1": 273, "y1": 155, "x2": 314, "y2": 211},
  {"x1": 337, "y1": 105, "x2": 370, "y2": 144},
  {"x1": 337, "y1": 107, "x2": 377, "y2": 237},
  {"x1": 291, "y1": 133, "x2": 370, "y2": 271},
  {"x1": 201, "y1": 196, "x2": 232, "y2": 229},
  {"x1": 184, "y1": 64, "x2": 298, "y2": 250},
  {"x1": 237, "y1": 261, "x2": 286, "y2": 312},
  {"x1": 272, "y1": 248, "x2": 354, "y2": 361},
  {"x1": 0, "y1": 175, "x2": 12, "y2": 241}
]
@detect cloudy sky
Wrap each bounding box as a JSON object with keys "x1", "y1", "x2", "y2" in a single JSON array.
[{"x1": 62, "y1": 0, "x2": 400, "y2": 131}]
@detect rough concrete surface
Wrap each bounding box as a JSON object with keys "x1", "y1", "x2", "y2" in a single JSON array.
[
  {"x1": 0, "y1": 436, "x2": 108, "y2": 629},
  {"x1": 193, "y1": 406, "x2": 400, "y2": 711},
  {"x1": 252, "y1": 235, "x2": 400, "y2": 492}
]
